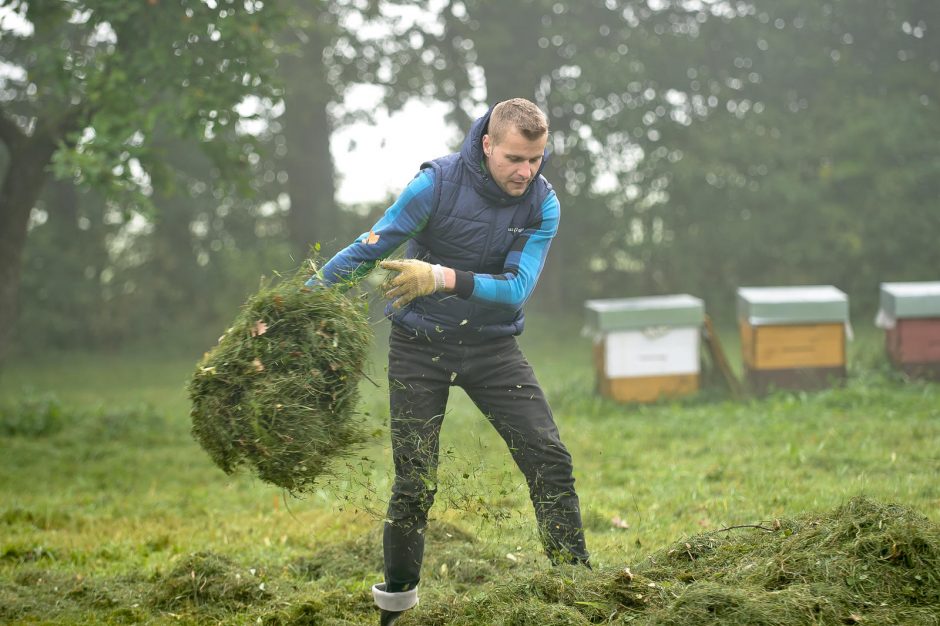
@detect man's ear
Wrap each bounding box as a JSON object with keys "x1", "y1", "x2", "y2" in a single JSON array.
[{"x1": 482, "y1": 133, "x2": 492, "y2": 157}]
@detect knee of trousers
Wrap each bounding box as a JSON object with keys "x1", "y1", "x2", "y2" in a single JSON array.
[
  {"x1": 516, "y1": 448, "x2": 577, "y2": 490},
  {"x1": 387, "y1": 478, "x2": 437, "y2": 521},
  {"x1": 510, "y1": 433, "x2": 573, "y2": 467}
]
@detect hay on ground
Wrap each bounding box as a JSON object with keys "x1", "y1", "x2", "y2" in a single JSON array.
[
  {"x1": 151, "y1": 552, "x2": 269, "y2": 610},
  {"x1": 417, "y1": 497, "x2": 940, "y2": 625},
  {"x1": 188, "y1": 264, "x2": 373, "y2": 494}
]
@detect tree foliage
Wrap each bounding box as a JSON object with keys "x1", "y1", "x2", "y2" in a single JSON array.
[
  {"x1": 2, "y1": 0, "x2": 283, "y2": 197},
  {"x1": 431, "y1": 0, "x2": 940, "y2": 315},
  {"x1": 4, "y1": 0, "x2": 938, "y2": 355},
  {"x1": 0, "y1": 0, "x2": 284, "y2": 359}
]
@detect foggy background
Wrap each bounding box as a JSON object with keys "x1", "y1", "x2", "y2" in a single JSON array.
[{"x1": 1, "y1": 0, "x2": 938, "y2": 362}]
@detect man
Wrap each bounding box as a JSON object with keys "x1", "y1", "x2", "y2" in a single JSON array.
[{"x1": 307, "y1": 98, "x2": 589, "y2": 625}]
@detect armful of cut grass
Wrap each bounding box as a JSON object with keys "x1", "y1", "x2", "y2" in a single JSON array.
[{"x1": 188, "y1": 262, "x2": 374, "y2": 495}]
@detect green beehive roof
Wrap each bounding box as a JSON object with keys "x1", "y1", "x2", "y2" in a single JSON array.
[
  {"x1": 737, "y1": 286, "x2": 849, "y2": 325},
  {"x1": 584, "y1": 294, "x2": 704, "y2": 332},
  {"x1": 880, "y1": 282, "x2": 940, "y2": 319}
]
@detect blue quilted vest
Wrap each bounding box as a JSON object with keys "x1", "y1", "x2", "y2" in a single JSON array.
[{"x1": 387, "y1": 106, "x2": 552, "y2": 343}]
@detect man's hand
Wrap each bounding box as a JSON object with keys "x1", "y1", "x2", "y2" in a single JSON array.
[{"x1": 380, "y1": 259, "x2": 446, "y2": 309}]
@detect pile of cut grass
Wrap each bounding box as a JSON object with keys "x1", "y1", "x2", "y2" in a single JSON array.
[
  {"x1": 2, "y1": 497, "x2": 936, "y2": 624},
  {"x1": 188, "y1": 265, "x2": 373, "y2": 494},
  {"x1": 418, "y1": 496, "x2": 939, "y2": 625},
  {"x1": 151, "y1": 551, "x2": 269, "y2": 611},
  {"x1": 287, "y1": 520, "x2": 508, "y2": 592}
]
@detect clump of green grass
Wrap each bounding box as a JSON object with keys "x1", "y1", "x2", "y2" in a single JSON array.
[
  {"x1": 417, "y1": 496, "x2": 939, "y2": 625},
  {"x1": 0, "y1": 391, "x2": 67, "y2": 437},
  {"x1": 260, "y1": 588, "x2": 378, "y2": 626},
  {"x1": 188, "y1": 264, "x2": 373, "y2": 494},
  {"x1": 288, "y1": 520, "x2": 508, "y2": 593},
  {"x1": 150, "y1": 551, "x2": 270, "y2": 611},
  {"x1": 291, "y1": 530, "x2": 383, "y2": 582},
  {"x1": 636, "y1": 497, "x2": 938, "y2": 624},
  {"x1": 1, "y1": 544, "x2": 57, "y2": 564},
  {"x1": 0, "y1": 390, "x2": 172, "y2": 446},
  {"x1": 52, "y1": 401, "x2": 175, "y2": 450},
  {"x1": 0, "y1": 567, "x2": 150, "y2": 624}
]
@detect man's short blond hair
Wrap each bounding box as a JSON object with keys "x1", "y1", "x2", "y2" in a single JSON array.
[{"x1": 488, "y1": 98, "x2": 549, "y2": 143}]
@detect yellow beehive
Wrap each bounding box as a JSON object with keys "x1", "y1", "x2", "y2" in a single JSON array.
[{"x1": 737, "y1": 286, "x2": 849, "y2": 394}]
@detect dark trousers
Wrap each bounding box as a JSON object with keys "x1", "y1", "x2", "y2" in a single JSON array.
[{"x1": 384, "y1": 324, "x2": 589, "y2": 592}]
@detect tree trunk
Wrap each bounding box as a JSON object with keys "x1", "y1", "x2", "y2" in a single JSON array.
[
  {"x1": 0, "y1": 137, "x2": 57, "y2": 364},
  {"x1": 285, "y1": 97, "x2": 338, "y2": 259},
  {"x1": 282, "y1": 35, "x2": 339, "y2": 261}
]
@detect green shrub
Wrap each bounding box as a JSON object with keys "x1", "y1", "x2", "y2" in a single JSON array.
[{"x1": 0, "y1": 391, "x2": 67, "y2": 437}]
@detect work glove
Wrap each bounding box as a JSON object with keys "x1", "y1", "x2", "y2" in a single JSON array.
[{"x1": 380, "y1": 259, "x2": 446, "y2": 309}]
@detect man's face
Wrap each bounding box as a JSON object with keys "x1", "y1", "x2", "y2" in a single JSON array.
[{"x1": 482, "y1": 127, "x2": 547, "y2": 197}]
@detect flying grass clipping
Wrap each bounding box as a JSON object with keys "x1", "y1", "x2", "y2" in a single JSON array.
[{"x1": 188, "y1": 262, "x2": 373, "y2": 494}]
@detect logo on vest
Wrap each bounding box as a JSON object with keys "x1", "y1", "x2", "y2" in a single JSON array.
[{"x1": 507, "y1": 227, "x2": 525, "y2": 234}]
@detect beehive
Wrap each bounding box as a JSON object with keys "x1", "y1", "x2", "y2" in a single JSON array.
[
  {"x1": 737, "y1": 286, "x2": 849, "y2": 394},
  {"x1": 584, "y1": 295, "x2": 704, "y2": 403},
  {"x1": 878, "y1": 281, "x2": 940, "y2": 379}
]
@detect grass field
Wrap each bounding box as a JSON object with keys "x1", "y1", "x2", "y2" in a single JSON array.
[{"x1": 1, "y1": 316, "x2": 938, "y2": 624}]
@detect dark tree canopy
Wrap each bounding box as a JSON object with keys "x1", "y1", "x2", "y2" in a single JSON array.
[{"x1": 2, "y1": 0, "x2": 938, "y2": 356}]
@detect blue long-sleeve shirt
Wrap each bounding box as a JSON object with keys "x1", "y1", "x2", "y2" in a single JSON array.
[{"x1": 310, "y1": 168, "x2": 559, "y2": 310}]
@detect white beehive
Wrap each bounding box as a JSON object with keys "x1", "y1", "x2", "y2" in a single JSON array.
[{"x1": 584, "y1": 295, "x2": 704, "y2": 403}]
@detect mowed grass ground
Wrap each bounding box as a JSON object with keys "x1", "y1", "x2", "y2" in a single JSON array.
[{"x1": 1, "y1": 316, "x2": 938, "y2": 624}]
